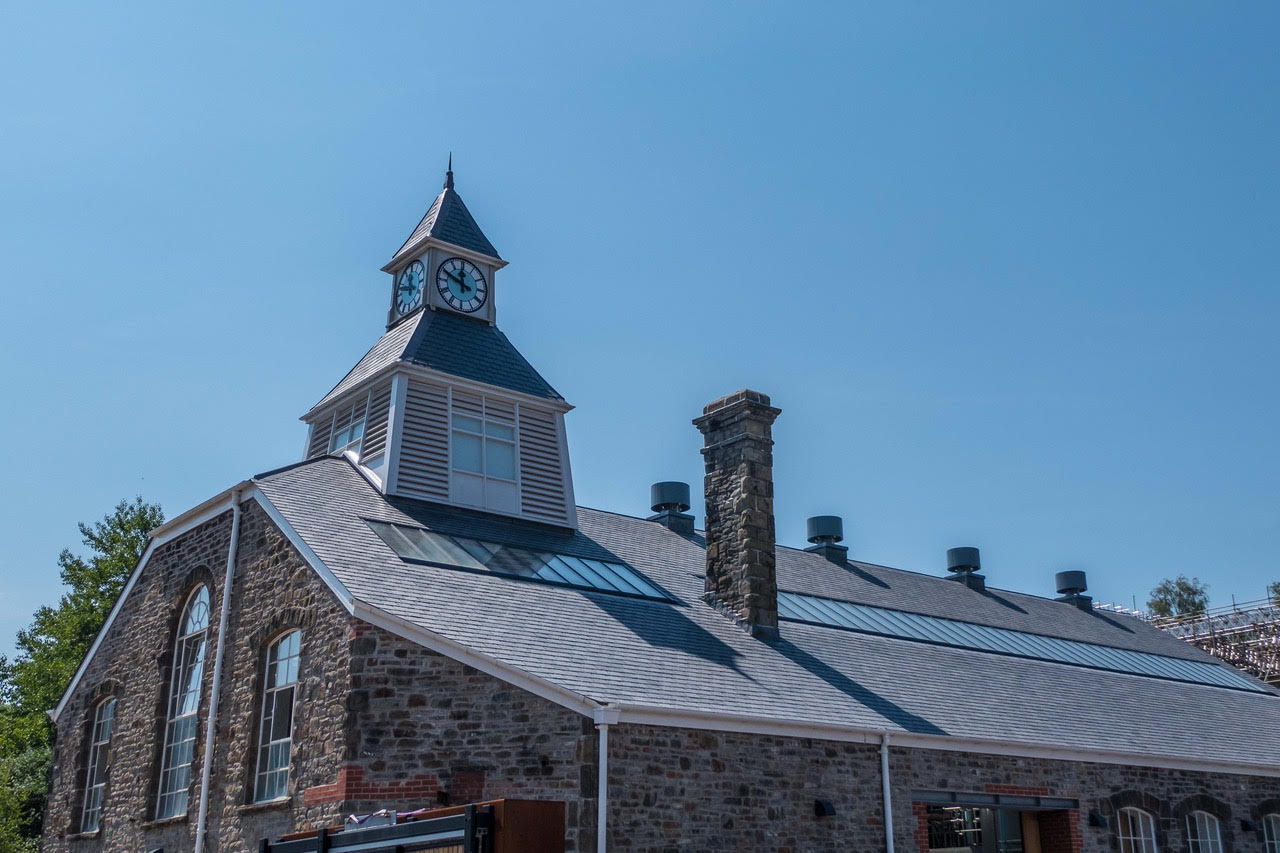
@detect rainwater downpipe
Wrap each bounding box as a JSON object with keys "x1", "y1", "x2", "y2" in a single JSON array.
[
  {"x1": 593, "y1": 707, "x2": 619, "y2": 853},
  {"x1": 194, "y1": 489, "x2": 242, "y2": 853},
  {"x1": 881, "y1": 731, "x2": 896, "y2": 853}
]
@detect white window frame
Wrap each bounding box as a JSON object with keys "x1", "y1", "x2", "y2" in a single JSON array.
[
  {"x1": 253, "y1": 630, "x2": 301, "y2": 802},
  {"x1": 80, "y1": 697, "x2": 116, "y2": 833},
  {"x1": 155, "y1": 585, "x2": 211, "y2": 820},
  {"x1": 1263, "y1": 814, "x2": 1280, "y2": 853},
  {"x1": 449, "y1": 390, "x2": 519, "y2": 513},
  {"x1": 1118, "y1": 807, "x2": 1159, "y2": 853},
  {"x1": 328, "y1": 394, "x2": 371, "y2": 454},
  {"x1": 1186, "y1": 810, "x2": 1223, "y2": 853}
]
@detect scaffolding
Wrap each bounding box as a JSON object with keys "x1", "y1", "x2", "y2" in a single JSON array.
[{"x1": 1097, "y1": 598, "x2": 1280, "y2": 686}]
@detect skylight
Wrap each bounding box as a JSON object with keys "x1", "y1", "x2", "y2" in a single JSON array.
[
  {"x1": 366, "y1": 520, "x2": 666, "y2": 600},
  {"x1": 777, "y1": 591, "x2": 1265, "y2": 692}
]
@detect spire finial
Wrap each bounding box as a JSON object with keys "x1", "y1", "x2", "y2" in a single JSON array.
[{"x1": 444, "y1": 153, "x2": 454, "y2": 190}]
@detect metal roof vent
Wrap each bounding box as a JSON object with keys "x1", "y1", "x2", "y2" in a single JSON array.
[
  {"x1": 805, "y1": 515, "x2": 849, "y2": 564},
  {"x1": 945, "y1": 546, "x2": 986, "y2": 592},
  {"x1": 648, "y1": 481, "x2": 694, "y2": 535},
  {"x1": 1054, "y1": 570, "x2": 1093, "y2": 611}
]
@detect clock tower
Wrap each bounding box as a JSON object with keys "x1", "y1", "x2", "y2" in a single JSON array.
[
  {"x1": 298, "y1": 163, "x2": 578, "y2": 529},
  {"x1": 382, "y1": 158, "x2": 505, "y2": 327}
]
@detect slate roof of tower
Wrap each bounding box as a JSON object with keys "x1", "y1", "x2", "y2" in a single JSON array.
[
  {"x1": 310, "y1": 310, "x2": 562, "y2": 411},
  {"x1": 253, "y1": 455, "x2": 1280, "y2": 773},
  {"x1": 390, "y1": 180, "x2": 500, "y2": 264}
]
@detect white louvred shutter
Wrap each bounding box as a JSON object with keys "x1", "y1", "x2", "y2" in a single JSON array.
[
  {"x1": 395, "y1": 379, "x2": 450, "y2": 501},
  {"x1": 518, "y1": 405, "x2": 568, "y2": 524}
]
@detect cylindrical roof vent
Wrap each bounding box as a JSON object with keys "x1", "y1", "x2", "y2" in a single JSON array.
[
  {"x1": 806, "y1": 515, "x2": 844, "y2": 545},
  {"x1": 1055, "y1": 570, "x2": 1088, "y2": 596},
  {"x1": 650, "y1": 481, "x2": 691, "y2": 514},
  {"x1": 946, "y1": 546, "x2": 981, "y2": 574}
]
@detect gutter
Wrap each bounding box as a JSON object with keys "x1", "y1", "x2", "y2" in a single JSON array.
[
  {"x1": 593, "y1": 707, "x2": 620, "y2": 853},
  {"x1": 194, "y1": 488, "x2": 243, "y2": 853}
]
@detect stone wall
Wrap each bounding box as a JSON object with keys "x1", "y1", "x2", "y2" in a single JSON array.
[
  {"x1": 40, "y1": 500, "x2": 352, "y2": 853},
  {"x1": 320, "y1": 623, "x2": 598, "y2": 852},
  {"x1": 606, "y1": 725, "x2": 1280, "y2": 853}
]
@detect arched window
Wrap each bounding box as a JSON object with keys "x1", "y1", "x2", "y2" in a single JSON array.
[
  {"x1": 156, "y1": 585, "x2": 210, "y2": 819},
  {"x1": 80, "y1": 697, "x2": 116, "y2": 833},
  {"x1": 1117, "y1": 807, "x2": 1159, "y2": 853},
  {"x1": 254, "y1": 629, "x2": 301, "y2": 802},
  {"x1": 1186, "y1": 811, "x2": 1223, "y2": 853},
  {"x1": 1263, "y1": 814, "x2": 1280, "y2": 853}
]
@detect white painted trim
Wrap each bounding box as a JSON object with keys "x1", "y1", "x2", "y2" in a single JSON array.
[
  {"x1": 555, "y1": 411, "x2": 579, "y2": 529},
  {"x1": 881, "y1": 733, "x2": 895, "y2": 853},
  {"x1": 50, "y1": 485, "x2": 249, "y2": 722},
  {"x1": 243, "y1": 486, "x2": 355, "y2": 614},
  {"x1": 382, "y1": 235, "x2": 508, "y2": 274},
  {"x1": 384, "y1": 373, "x2": 409, "y2": 494},
  {"x1": 605, "y1": 704, "x2": 1280, "y2": 778},
  {"x1": 593, "y1": 707, "x2": 618, "y2": 853},
  {"x1": 350, "y1": 600, "x2": 601, "y2": 717}
]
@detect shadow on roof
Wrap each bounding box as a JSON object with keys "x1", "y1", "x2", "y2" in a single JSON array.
[
  {"x1": 586, "y1": 594, "x2": 757, "y2": 683},
  {"x1": 773, "y1": 638, "x2": 948, "y2": 736}
]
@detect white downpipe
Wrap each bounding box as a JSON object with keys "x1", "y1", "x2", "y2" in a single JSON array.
[
  {"x1": 194, "y1": 490, "x2": 242, "y2": 853},
  {"x1": 881, "y1": 732, "x2": 895, "y2": 853},
  {"x1": 594, "y1": 707, "x2": 619, "y2": 853}
]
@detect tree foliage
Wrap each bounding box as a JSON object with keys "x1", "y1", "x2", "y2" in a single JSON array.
[
  {"x1": 0, "y1": 497, "x2": 162, "y2": 851},
  {"x1": 1269, "y1": 581, "x2": 1280, "y2": 605},
  {"x1": 1147, "y1": 574, "x2": 1209, "y2": 618}
]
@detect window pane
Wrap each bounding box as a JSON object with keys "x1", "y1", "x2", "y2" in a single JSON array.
[
  {"x1": 486, "y1": 440, "x2": 516, "y2": 480},
  {"x1": 452, "y1": 432, "x2": 483, "y2": 473},
  {"x1": 485, "y1": 422, "x2": 515, "y2": 441},
  {"x1": 453, "y1": 414, "x2": 483, "y2": 434}
]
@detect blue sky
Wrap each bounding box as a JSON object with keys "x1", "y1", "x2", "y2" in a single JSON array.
[{"x1": 1, "y1": 2, "x2": 1277, "y2": 658}]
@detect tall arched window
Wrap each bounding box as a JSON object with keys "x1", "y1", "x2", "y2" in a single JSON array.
[
  {"x1": 1186, "y1": 811, "x2": 1223, "y2": 853},
  {"x1": 80, "y1": 697, "x2": 116, "y2": 833},
  {"x1": 156, "y1": 585, "x2": 210, "y2": 819},
  {"x1": 254, "y1": 630, "x2": 301, "y2": 802},
  {"x1": 1117, "y1": 807, "x2": 1159, "y2": 853},
  {"x1": 1263, "y1": 814, "x2": 1280, "y2": 853}
]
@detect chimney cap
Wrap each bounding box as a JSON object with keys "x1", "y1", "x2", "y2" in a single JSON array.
[
  {"x1": 946, "y1": 546, "x2": 981, "y2": 574},
  {"x1": 1055, "y1": 570, "x2": 1088, "y2": 595},
  {"x1": 650, "y1": 481, "x2": 691, "y2": 513},
  {"x1": 806, "y1": 516, "x2": 844, "y2": 544}
]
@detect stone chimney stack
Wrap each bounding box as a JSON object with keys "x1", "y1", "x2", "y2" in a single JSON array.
[{"x1": 693, "y1": 390, "x2": 782, "y2": 640}]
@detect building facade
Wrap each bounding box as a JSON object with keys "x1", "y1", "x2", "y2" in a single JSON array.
[{"x1": 41, "y1": 168, "x2": 1280, "y2": 853}]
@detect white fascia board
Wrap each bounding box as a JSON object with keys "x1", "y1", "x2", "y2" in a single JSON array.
[
  {"x1": 51, "y1": 482, "x2": 251, "y2": 722},
  {"x1": 350, "y1": 600, "x2": 600, "y2": 718},
  {"x1": 382, "y1": 237, "x2": 508, "y2": 274},
  {"x1": 243, "y1": 485, "x2": 355, "y2": 615},
  {"x1": 608, "y1": 704, "x2": 1280, "y2": 779}
]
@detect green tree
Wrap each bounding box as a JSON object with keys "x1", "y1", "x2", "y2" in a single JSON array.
[
  {"x1": 1147, "y1": 575, "x2": 1209, "y2": 618},
  {"x1": 1269, "y1": 581, "x2": 1280, "y2": 605},
  {"x1": 0, "y1": 497, "x2": 162, "y2": 852}
]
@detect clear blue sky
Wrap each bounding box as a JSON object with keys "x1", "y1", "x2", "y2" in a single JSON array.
[{"x1": 2, "y1": 2, "x2": 1277, "y2": 658}]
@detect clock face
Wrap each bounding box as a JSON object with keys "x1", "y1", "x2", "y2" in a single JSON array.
[
  {"x1": 436, "y1": 257, "x2": 488, "y2": 313},
  {"x1": 395, "y1": 260, "x2": 425, "y2": 316}
]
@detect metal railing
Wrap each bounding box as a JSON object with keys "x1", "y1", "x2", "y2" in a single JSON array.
[{"x1": 259, "y1": 803, "x2": 491, "y2": 853}]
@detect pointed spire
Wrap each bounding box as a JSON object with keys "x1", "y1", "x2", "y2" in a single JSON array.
[{"x1": 444, "y1": 152, "x2": 454, "y2": 190}]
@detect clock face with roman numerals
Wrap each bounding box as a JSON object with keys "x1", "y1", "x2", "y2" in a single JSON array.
[
  {"x1": 395, "y1": 260, "x2": 425, "y2": 316},
  {"x1": 436, "y1": 257, "x2": 488, "y2": 313}
]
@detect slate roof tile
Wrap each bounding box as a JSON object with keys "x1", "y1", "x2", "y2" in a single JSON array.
[{"x1": 254, "y1": 456, "x2": 1280, "y2": 770}]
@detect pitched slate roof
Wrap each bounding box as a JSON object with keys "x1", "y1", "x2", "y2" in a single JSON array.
[
  {"x1": 310, "y1": 310, "x2": 562, "y2": 411},
  {"x1": 255, "y1": 456, "x2": 1280, "y2": 772},
  {"x1": 390, "y1": 170, "x2": 500, "y2": 264}
]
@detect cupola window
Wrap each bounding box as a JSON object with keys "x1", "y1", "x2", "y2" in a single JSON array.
[{"x1": 450, "y1": 391, "x2": 518, "y2": 513}]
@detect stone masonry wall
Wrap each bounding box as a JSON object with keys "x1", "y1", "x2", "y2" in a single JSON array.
[
  {"x1": 608, "y1": 725, "x2": 1280, "y2": 853},
  {"x1": 40, "y1": 500, "x2": 352, "y2": 853},
  {"x1": 311, "y1": 623, "x2": 598, "y2": 852}
]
